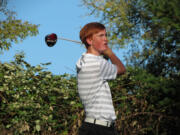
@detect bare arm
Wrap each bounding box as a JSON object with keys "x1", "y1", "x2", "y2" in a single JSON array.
[{"x1": 102, "y1": 47, "x2": 126, "y2": 75}]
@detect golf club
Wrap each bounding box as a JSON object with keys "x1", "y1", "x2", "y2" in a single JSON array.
[{"x1": 45, "y1": 33, "x2": 82, "y2": 47}]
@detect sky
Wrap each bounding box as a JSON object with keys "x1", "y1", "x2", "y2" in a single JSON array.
[{"x1": 1, "y1": 0, "x2": 126, "y2": 75}]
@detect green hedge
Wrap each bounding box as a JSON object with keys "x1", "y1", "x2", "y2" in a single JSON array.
[
  {"x1": 0, "y1": 53, "x2": 179, "y2": 135},
  {"x1": 110, "y1": 67, "x2": 180, "y2": 135}
]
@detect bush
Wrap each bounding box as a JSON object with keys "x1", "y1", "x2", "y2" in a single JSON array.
[
  {"x1": 0, "y1": 53, "x2": 179, "y2": 135},
  {"x1": 0, "y1": 53, "x2": 83, "y2": 135},
  {"x1": 111, "y1": 67, "x2": 180, "y2": 135}
]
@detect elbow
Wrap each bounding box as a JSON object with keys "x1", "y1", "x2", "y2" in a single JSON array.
[{"x1": 117, "y1": 67, "x2": 126, "y2": 75}]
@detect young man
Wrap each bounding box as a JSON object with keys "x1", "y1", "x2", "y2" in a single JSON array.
[{"x1": 76, "y1": 22, "x2": 126, "y2": 135}]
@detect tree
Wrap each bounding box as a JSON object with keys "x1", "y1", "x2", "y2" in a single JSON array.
[
  {"x1": 0, "y1": 0, "x2": 39, "y2": 51},
  {"x1": 81, "y1": 1, "x2": 180, "y2": 134},
  {"x1": 81, "y1": 0, "x2": 180, "y2": 76}
]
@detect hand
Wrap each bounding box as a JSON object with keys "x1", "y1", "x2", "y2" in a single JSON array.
[{"x1": 101, "y1": 47, "x2": 113, "y2": 57}]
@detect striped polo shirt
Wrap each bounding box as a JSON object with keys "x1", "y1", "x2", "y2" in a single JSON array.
[{"x1": 76, "y1": 53, "x2": 117, "y2": 121}]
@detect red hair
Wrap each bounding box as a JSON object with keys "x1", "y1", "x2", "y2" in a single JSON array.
[{"x1": 80, "y1": 22, "x2": 105, "y2": 48}]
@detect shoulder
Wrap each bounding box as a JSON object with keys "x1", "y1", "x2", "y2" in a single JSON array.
[
  {"x1": 76, "y1": 53, "x2": 101, "y2": 72},
  {"x1": 83, "y1": 54, "x2": 101, "y2": 68}
]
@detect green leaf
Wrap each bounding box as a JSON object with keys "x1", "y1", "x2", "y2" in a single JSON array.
[{"x1": 35, "y1": 124, "x2": 41, "y2": 132}]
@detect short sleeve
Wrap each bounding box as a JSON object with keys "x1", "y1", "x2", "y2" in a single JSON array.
[{"x1": 99, "y1": 58, "x2": 117, "y2": 80}]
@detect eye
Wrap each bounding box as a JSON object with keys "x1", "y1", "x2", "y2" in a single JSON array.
[
  {"x1": 99, "y1": 34, "x2": 104, "y2": 37},
  {"x1": 97, "y1": 34, "x2": 107, "y2": 38}
]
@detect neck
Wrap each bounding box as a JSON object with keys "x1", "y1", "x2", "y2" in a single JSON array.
[{"x1": 86, "y1": 46, "x2": 100, "y2": 56}]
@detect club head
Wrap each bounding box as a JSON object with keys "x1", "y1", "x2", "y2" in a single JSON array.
[{"x1": 45, "y1": 33, "x2": 57, "y2": 47}]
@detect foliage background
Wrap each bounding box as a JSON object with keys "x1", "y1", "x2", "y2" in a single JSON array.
[
  {"x1": 0, "y1": 0, "x2": 180, "y2": 135},
  {"x1": 0, "y1": 54, "x2": 179, "y2": 135},
  {"x1": 82, "y1": 0, "x2": 180, "y2": 77}
]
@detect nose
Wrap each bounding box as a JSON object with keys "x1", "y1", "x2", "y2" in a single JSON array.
[{"x1": 104, "y1": 35, "x2": 108, "y2": 42}]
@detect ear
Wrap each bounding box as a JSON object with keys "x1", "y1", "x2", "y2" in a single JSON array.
[{"x1": 86, "y1": 37, "x2": 92, "y2": 46}]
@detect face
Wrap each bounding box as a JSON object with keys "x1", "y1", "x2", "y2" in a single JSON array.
[{"x1": 87, "y1": 29, "x2": 108, "y2": 54}]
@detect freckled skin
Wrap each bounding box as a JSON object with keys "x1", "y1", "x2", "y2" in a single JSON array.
[{"x1": 86, "y1": 29, "x2": 108, "y2": 55}]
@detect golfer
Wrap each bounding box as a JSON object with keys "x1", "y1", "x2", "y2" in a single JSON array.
[{"x1": 76, "y1": 22, "x2": 126, "y2": 135}]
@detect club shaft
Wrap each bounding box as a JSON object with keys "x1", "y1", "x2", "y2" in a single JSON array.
[{"x1": 58, "y1": 37, "x2": 82, "y2": 44}]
